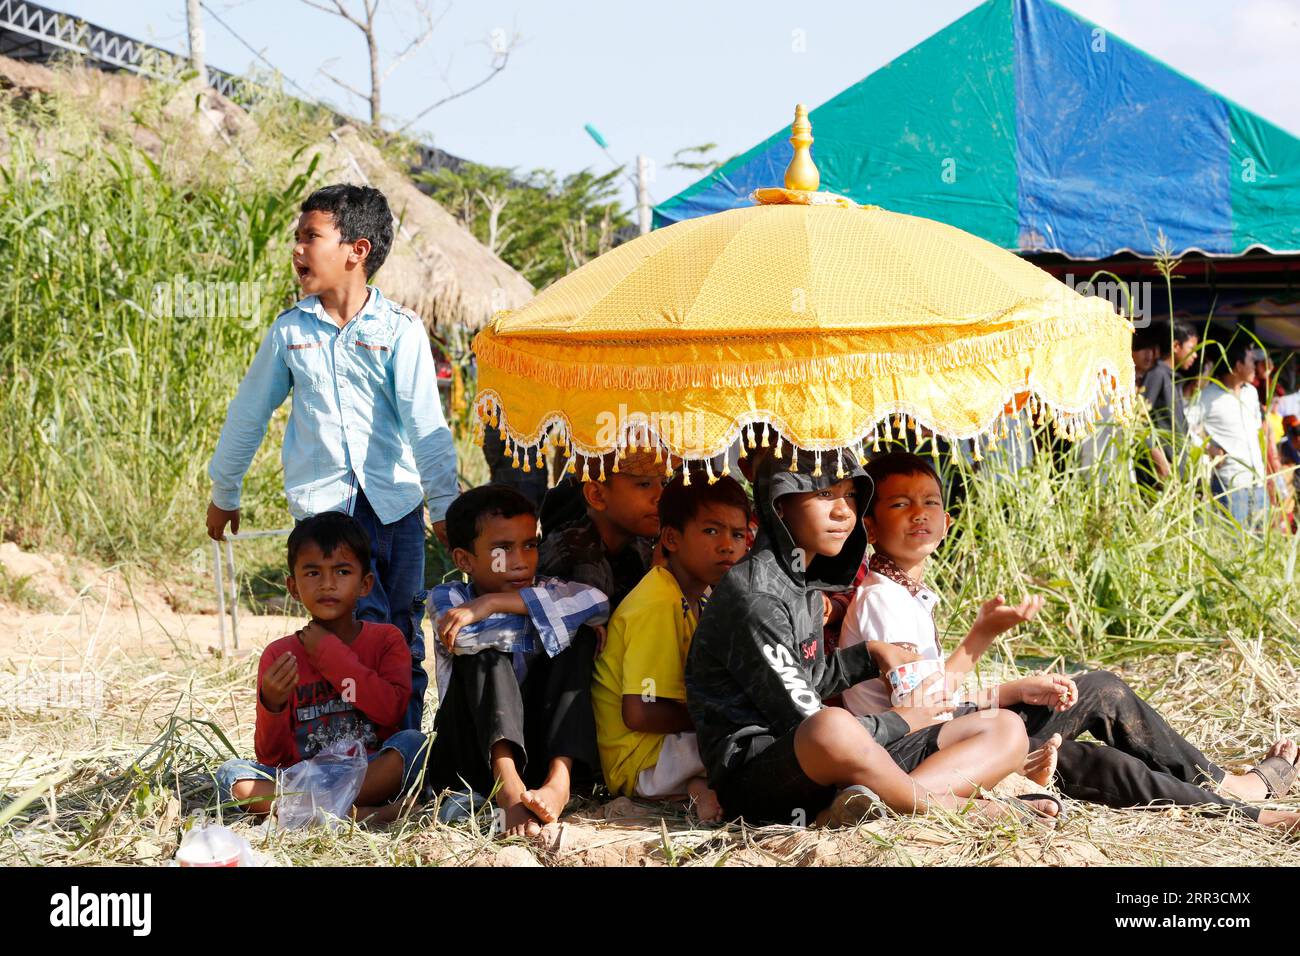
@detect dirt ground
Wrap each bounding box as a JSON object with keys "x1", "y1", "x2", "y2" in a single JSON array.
[{"x1": 3, "y1": 541, "x2": 1299, "y2": 868}]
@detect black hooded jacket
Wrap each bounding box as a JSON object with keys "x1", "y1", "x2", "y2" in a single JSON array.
[{"x1": 685, "y1": 448, "x2": 910, "y2": 787}]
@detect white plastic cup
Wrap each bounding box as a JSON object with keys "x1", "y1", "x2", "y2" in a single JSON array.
[
  {"x1": 888, "y1": 659, "x2": 952, "y2": 720},
  {"x1": 176, "y1": 824, "x2": 246, "y2": 867}
]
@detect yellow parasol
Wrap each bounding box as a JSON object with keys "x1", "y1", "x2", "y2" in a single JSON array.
[{"x1": 471, "y1": 105, "x2": 1135, "y2": 481}]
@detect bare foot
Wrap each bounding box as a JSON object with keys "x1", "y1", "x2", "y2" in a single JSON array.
[
  {"x1": 1223, "y1": 739, "x2": 1298, "y2": 802},
  {"x1": 687, "y1": 777, "x2": 724, "y2": 824},
  {"x1": 503, "y1": 800, "x2": 543, "y2": 838},
  {"x1": 971, "y1": 796, "x2": 1061, "y2": 827},
  {"x1": 521, "y1": 781, "x2": 568, "y2": 825},
  {"x1": 1258, "y1": 808, "x2": 1300, "y2": 834},
  {"x1": 521, "y1": 759, "x2": 572, "y2": 824},
  {"x1": 1022, "y1": 733, "x2": 1062, "y2": 788}
]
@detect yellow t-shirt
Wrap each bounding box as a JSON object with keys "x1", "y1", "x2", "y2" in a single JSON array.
[{"x1": 592, "y1": 566, "x2": 698, "y2": 797}]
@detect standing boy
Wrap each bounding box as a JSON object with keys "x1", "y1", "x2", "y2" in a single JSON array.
[{"x1": 207, "y1": 184, "x2": 458, "y2": 732}]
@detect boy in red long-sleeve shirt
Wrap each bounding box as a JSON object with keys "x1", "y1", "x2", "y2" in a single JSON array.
[{"x1": 215, "y1": 512, "x2": 428, "y2": 823}]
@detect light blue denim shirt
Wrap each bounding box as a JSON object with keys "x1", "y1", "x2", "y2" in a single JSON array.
[{"x1": 208, "y1": 287, "x2": 458, "y2": 524}]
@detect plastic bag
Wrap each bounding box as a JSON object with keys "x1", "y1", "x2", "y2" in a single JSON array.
[{"x1": 276, "y1": 738, "x2": 368, "y2": 830}]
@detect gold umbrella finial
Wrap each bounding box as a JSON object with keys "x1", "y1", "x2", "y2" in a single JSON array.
[{"x1": 784, "y1": 103, "x2": 819, "y2": 192}]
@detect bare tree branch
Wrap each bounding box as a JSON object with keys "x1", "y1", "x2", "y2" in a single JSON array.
[
  {"x1": 300, "y1": 0, "x2": 511, "y2": 131},
  {"x1": 380, "y1": 2, "x2": 438, "y2": 82},
  {"x1": 320, "y1": 68, "x2": 368, "y2": 101},
  {"x1": 395, "y1": 33, "x2": 516, "y2": 134}
]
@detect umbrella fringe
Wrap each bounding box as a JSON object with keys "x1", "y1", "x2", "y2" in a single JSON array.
[
  {"x1": 472, "y1": 310, "x2": 1129, "y2": 393},
  {"x1": 473, "y1": 371, "x2": 1136, "y2": 470}
]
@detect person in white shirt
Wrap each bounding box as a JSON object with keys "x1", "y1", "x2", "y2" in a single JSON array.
[
  {"x1": 835, "y1": 451, "x2": 1300, "y2": 830},
  {"x1": 1197, "y1": 339, "x2": 1267, "y2": 527}
]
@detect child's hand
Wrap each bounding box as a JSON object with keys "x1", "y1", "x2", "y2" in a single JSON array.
[
  {"x1": 867, "y1": 641, "x2": 923, "y2": 675},
  {"x1": 260, "y1": 651, "x2": 298, "y2": 712},
  {"x1": 888, "y1": 674, "x2": 954, "y2": 730},
  {"x1": 972, "y1": 593, "x2": 1045, "y2": 638},
  {"x1": 297, "y1": 621, "x2": 330, "y2": 654},
  {"x1": 592, "y1": 624, "x2": 608, "y2": 657},
  {"x1": 1013, "y1": 674, "x2": 1077, "y2": 711},
  {"x1": 206, "y1": 502, "x2": 240, "y2": 541},
  {"x1": 437, "y1": 605, "x2": 477, "y2": 651}
]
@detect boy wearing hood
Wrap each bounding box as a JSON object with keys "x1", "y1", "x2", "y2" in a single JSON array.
[{"x1": 685, "y1": 446, "x2": 1037, "y2": 826}]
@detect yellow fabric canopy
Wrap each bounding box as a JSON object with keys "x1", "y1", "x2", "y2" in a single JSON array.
[{"x1": 472, "y1": 109, "x2": 1134, "y2": 477}]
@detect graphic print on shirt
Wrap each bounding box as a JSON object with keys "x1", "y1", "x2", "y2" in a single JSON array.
[
  {"x1": 293, "y1": 677, "x2": 379, "y2": 757},
  {"x1": 761, "y1": 643, "x2": 821, "y2": 715}
]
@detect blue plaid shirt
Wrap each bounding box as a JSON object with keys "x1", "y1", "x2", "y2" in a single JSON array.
[
  {"x1": 208, "y1": 287, "x2": 458, "y2": 524},
  {"x1": 430, "y1": 577, "x2": 610, "y2": 697}
]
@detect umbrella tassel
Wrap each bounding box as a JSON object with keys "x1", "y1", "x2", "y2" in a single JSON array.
[
  {"x1": 812, "y1": 453, "x2": 822, "y2": 478},
  {"x1": 522, "y1": 441, "x2": 532, "y2": 472},
  {"x1": 706, "y1": 459, "x2": 718, "y2": 484},
  {"x1": 788, "y1": 443, "x2": 798, "y2": 471},
  {"x1": 856, "y1": 443, "x2": 868, "y2": 467},
  {"x1": 835, "y1": 449, "x2": 846, "y2": 479},
  {"x1": 721, "y1": 451, "x2": 732, "y2": 478},
  {"x1": 972, "y1": 435, "x2": 983, "y2": 463},
  {"x1": 682, "y1": 464, "x2": 692, "y2": 486},
  {"x1": 929, "y1": 435, "x2": 939, "y2": 460},
  {"x1": 774, "y1": 435, "x2": 784, "y2": 460},
  {"x1": 665, "y1": 453, "x2": 674, "y2": 478},
  {"x1": 871, "y1": 424, "x2": 880, "y2": 453},
  {"x1": 761, "y1": 424, "x2": 770, "y2": 448},
  {"x1": 567, "y1": 454, "x2": 577, "y2": 475},
  {"x1": 654, "y1": 440, "x2": 663, "y2": 464},
  {"x1": 581, "y1": 457, "x2": 591, "y2": 482},
  {"x1": 599, "y1": 456, "x2": 607, "y2": 482}
]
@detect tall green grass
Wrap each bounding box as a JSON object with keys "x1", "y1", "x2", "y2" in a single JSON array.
[
  {"x1": 0, "y1": 79, "x2": 319, "y2": 561},
  {"x1": 930, "y1": 409, "x2": 1300, "y2": 664}
]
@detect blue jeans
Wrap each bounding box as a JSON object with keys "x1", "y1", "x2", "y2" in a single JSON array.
[
  {"x1": 344, "y1": 489, "x2": 428, "y2": 732},
  {"x1": 215, "y1": 730, "x2": 430, "y2": 810},
  {"x1": 1211, "y1": 475, "x2": 1267, "y2": 529}
]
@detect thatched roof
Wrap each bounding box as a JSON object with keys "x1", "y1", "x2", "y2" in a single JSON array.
[
  {"x1": 298, "y1": 126, "x2": 533, "y2": 334},
  {"x1": 0, "y1": 55, "x2": 532, "y2": 334}
]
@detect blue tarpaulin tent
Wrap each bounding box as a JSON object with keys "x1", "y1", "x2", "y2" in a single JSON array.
[{"x1": 654, "y1": 0, "x2": 1300, "y2": 261}]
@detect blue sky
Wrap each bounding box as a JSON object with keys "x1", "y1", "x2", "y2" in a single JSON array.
[{"x1": 51, "y1": 0, "x2": 1300, "y2": 209}]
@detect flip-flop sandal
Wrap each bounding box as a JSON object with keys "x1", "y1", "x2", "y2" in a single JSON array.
[
  {"x1": 824, "y1": 784, "x2": 886, "y2": 828},
  {"x1": 993, "y1": 792, "x2": 1067, "y2": 828},
  {"x1": 1248, "y1": 751, "x2": 1300, "y2": 799}
]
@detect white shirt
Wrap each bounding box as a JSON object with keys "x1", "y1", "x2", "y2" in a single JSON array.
[
  {"x1": 838, "y1": 570, "x2": 942, "y2": 716},
  {"x1": 1197, "y1": 382, "x2": 1265, "y2": 490}
]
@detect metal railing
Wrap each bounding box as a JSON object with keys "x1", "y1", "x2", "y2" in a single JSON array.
[
  {"x1": 0, "y1": 0, "x2": 248, "y2": 100},
  {"x1": 211, "y1": 528, "x2": 292, "y2": 656}
]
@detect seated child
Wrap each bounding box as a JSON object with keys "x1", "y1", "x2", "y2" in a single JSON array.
[
  {"x1": 215, "y1": 512, "x2": 428, "y2": 823},
  {"x1": 592, "y1": 471, "x2": 752, "y2": 822},
  {"x1": 840, "y1": 451, "x2": 1300, "y2": 831},
  {"x1": 538, "y1": 449, "x2": 665, "y2": 612},
  {"x1": 686, "y1": 445, "x2": 1044, "y2": 828},
  {"x1": 426, "y1": 485, "x2": 610, "y2": 837}
]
